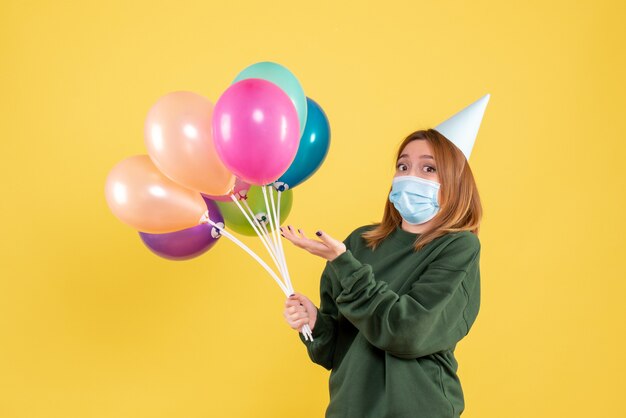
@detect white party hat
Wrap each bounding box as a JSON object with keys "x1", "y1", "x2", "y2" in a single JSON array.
[{"x1": 434, "y1": 94, "x2": 490, "y2": 160}]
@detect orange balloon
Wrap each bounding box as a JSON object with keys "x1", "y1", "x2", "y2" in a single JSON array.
[
  {"x1": 105, "y1": 155, "x2": 208, "y2": 233},
  {"x1": 144, "y1": 91, "x2": 236, "y2": 195}
]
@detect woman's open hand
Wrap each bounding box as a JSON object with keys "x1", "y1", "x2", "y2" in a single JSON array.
[
  {"x1": 280, "y1": 226, "x2": 346, "y2": 261},
  {"x1": 284, "y1": 293, "x2": 317, "y2": 333}
]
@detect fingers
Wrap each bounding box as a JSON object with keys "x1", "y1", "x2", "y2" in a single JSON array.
[
  {"x1": 295, "y1": 319, "x2": 309, "y2": 332},
  {"x1": 315, "y1": 230, "x2": 340, "y2": 247},
  {"x1": 317, "y1": 230, "x2": 347, "y2": 256},
  {"x1": 288, "y1": 292, "x2": 309, "y2": 306},
  {"x1": 284, "y1": 299, "x2": 300, "y2": 309},
  {"x1": 279, "y1": 225, "x2": 290, "y2": 238},
  {"x1": 284, "y1": 292, "x2": 312, "y2": 331},
  {"x1": 291, "y1": 317, "x2": 309, "y2": 331},
  {"x1": 280, "y1": 226, "x2": 343, "y2": 261},
  {"x1": 280, "y1": 226, "x2": 320, "y2": 252},
  {"x1": 284, "y1": 304, "x2": 306, "y2": 315},
  {"x1": 280, "y1": 225, "x2": 302, "y2": 246},
  {"x1": 284, "y1": 226, "x2": 339, "y2": 248},
  {"x1": 286, "y1": 310, "x2": 308, "y2": 320},
  {"x1": 285, "y1": 294, "x2": 307, "y2": 314},
  {"x1": 280, "y1": 225, "x2": 312, "y2": 242},
  {"x1": 283, "y1": 307, "x2": 310, "y2": 331},
  {"x1": 285, "y1": 292, "x2": 305, "y2": 307}
]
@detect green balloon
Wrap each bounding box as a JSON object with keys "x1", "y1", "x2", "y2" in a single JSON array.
[
  {"x1": 233, "y1": 61, "x2": 308, "y2": 137},
  {"x1": 215, "y1": 185, "x2": 293, "y2": 236}
]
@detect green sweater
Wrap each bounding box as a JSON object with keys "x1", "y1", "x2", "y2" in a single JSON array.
[{"x1": 298, "y1": 224, "x2": 481, "y2": 418}]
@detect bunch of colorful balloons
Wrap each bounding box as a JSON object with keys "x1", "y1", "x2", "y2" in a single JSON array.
[{"x1": 104, "y1": 62, "x2": 331, "y2": 341}]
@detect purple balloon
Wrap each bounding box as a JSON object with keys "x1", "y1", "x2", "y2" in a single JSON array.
[{"x1": 139, "y1": 198, "x2": 225, "y2": 261}]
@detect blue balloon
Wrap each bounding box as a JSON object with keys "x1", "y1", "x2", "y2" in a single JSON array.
[{"x1": 275, "y1": 97, "x2": 330, "y2": 190}]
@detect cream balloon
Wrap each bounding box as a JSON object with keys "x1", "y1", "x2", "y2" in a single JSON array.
[
  {"x1": 105, "y1": 155, "x2": 208, "y2": 233},
  {"x1": 144, "y1": 91, "x2": 236, "y2": 195}
]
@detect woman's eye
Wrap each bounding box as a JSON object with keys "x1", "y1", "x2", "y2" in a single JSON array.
[
  {"x1": 423, "y1": 165, "x2": 437, "y2": 173},
  {"x1": 396, "y1": 163, "x2": 407, "y2": 171}
]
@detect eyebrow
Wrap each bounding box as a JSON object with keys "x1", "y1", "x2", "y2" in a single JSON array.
[{"x1": 398, "y1": 154, "x2": 435, "y2": 160}]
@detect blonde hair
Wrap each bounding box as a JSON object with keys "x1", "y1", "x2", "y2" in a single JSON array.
[{"x1": 362, "y1": 129, "x2": 482, "y2": 251}]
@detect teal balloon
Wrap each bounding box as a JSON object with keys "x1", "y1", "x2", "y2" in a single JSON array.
[
  {"x1": 233, "y1": 62, "x2": 307, "y2": 137},
  {"x1": 275, "y1": 97, "x2": 330, "y2": 190},
  {"x1": 215, "y1": 185, "x2": 293, "y2": 236}
]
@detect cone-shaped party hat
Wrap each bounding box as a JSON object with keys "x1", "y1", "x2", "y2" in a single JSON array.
[{"x1": 434, "y1": 94, "x2": 490, "y2": 160}]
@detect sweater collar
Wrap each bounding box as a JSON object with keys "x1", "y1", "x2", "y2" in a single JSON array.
[{"x1": 389, "y1": 225, "x2": 422, "y2": 247}]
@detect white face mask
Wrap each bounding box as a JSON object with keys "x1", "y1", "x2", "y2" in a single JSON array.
[{"x1": 388, "y1": 176, "x2": 441, "y2": 225}]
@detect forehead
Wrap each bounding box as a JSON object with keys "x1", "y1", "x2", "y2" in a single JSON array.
[{"x1": 399, "y1": 140, "x2": 433, "y2": 159}]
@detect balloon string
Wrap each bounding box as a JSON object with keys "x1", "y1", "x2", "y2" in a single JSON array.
[
  {"x1": 202, "y1": 215, "x2": 289, "y2": 296},
  {"x1": 258, "y1": 218, "x2": 279, "y2": 257},
  {"x1": 266, "y1": 185, "x2": 313, "y2": 342},
  {"x1": 276, "y1": 190, "x2": 313, "y2": 341},
  {"x1": 240, "y1": 198, "x2": 274, "y2": 253},
  {"x1": 254, "y1": 207, "x2": 307, "y2": 339},
  {"x1": 239, "y1": 197, "x2": 286, "y2": 279},
  {"x1": 267, "y1": 187, "x2": 286, "y2": 281},
  {"x1": 203, "y1": 208, "x2": 311, "y2": 341},
  {"x1": 227, "y1": 193, "x2": 311, "y2": 339},
  {"x1": 261, "y1": 185, "x2": 280, "y2": 251},
  {"x1": 270, "y1": 188, "x2": 294, "y2": 295},
  {"x1": 261, "y1": 185, "x2": 281, "y2": 266},
  {"x1": 263, "y1": 186, "x2": 293, "y2": 299},
  {"x1": 203, "y1": 190, "x2": 313, "y2": 341},
  {"x1": 228, "y1": 194, "x2": 266, "y2": 243},
  {"x1": 229, "y1": 194, "x2": 287, "y2": 286},
  {"x1": 256, "y1": 214, "x2": 288, "y2": 279}
]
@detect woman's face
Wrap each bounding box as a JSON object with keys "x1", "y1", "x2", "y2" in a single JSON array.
[{"x1": 394, "y1": 140, "x2": 440, "y2": 184}]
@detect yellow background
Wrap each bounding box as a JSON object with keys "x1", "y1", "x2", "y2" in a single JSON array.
[{"x1": 1, "y1": 0, "x2": 624, "y2": 417}]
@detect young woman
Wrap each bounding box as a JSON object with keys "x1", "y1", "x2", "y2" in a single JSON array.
[{"x1": 281, "y1": 128, "x2": 482, "y2": 417}]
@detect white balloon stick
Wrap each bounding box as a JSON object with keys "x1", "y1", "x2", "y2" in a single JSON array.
[
  {"x1": 258, "y1": 220, "x2": 278, "y2": 257},
  {"x1": 240, "y1": 198, "x2": 276, "y2": 254},
  {"x1": 231, "y1": 193, "x2": 312, "y2": 341},
  {"x1": 269, "y1": 187, "x2": 313, "y2": 341},
  {"x1": 264, "y1": 186, "x2": 293, "y2": 300},
  {"x1": 273, "y1": 190, "x2": 293, "y2": 292},
  {"x1": 204, "y1": 217, "x2": 289, "y2": 296},
  {"x1": 231, "y1": 194, "x2": 286, "y2": 282},
  {"x1": 261, "y1": 185, "x2": 280, "y2": 252},
  {"x1": 261, "y1": 186, "x2": 291, "y2": 295}
]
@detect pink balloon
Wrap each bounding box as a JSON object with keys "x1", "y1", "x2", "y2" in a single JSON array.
[
  {"x1": 212, "y1": 78, "x2": 300, "y2": 185},
  {"x1": 202, "y1": 177, "x2": 250, "y2": 202}
]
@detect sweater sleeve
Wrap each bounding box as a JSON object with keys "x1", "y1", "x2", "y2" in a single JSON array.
[{"x1": 328, "y1": 232, "x2": 481, "y2": 359}]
